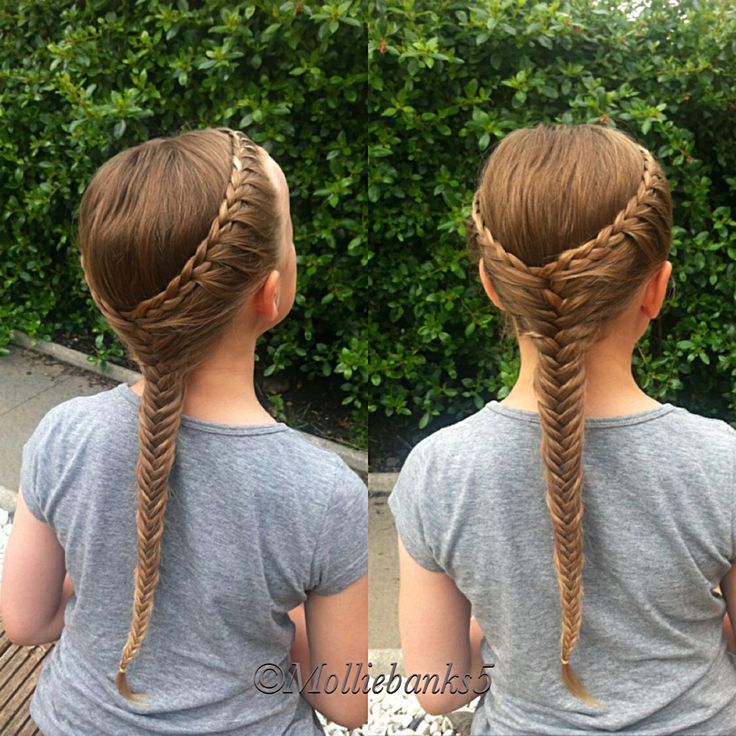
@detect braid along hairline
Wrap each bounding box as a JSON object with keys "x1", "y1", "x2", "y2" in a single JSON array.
[
  {"x1": 88, "y1": 128, "x2": 265, "y2": 326},
  {"x1": 122, "y1": 129, "x2": 261, "y2": 321},
  {"x1": 471, "y1": 144, "x2": 658, "y2": 285}
]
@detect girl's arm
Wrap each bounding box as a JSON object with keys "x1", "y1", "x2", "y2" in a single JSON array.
[
  {"x1": 720, "y1": 568, "x2": 736, "y2": 653},
  {"x1": 398, "y1": 538, "x2": 488, "y2": 715},
  {"x1": 288, "y1": 603, "x2": 309, "y2": 667},
  {"x1": 723, "y1": 612, "x2": 736, "y2": 653},
  {"x1": 289, "y1": 573, "x2": 367, "y2": 730},
  {"x1": 0, "y1": 489, "x2": 71, "y2": 645}
]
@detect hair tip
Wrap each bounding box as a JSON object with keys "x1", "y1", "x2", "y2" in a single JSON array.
[
  {"x1": 115, "y1": 670, "x2": 146, "y2": 703},
  {"x1": 561, "y1": 661, "x2": 602, "y2": 709}
]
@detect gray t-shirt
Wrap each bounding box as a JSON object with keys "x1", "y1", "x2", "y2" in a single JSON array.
[
  {"x1": 21, "y1": 383, "x2": 367, "y2": 735},
  {"x1": 389, "y1": 400, "x2": 736, "y2": 735}
]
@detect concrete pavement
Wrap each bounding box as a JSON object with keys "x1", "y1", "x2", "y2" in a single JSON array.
[
  {"x1": 369, "y1": 495, "x2": 401, "y2": 653},
  {"x1": 0, "y1": 346, "x2": 118, "y2": 502}
]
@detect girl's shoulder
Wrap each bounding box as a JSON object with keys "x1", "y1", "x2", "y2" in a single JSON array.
[
  {"x1": 26, "y1": 385, "x2": 129, "y2": 446},
  {"x1": 398, "y1": 403, "x2": 505, "y2": 478},
  {"x1": 404, "y1": 400, "x2": 736, "y2": 472},
  {"x1": 28, "y1": 384, "x2": 364, "y2": 487},
  {"x1": 662, "y1": 403, "x2": 736, "y2": 442}
]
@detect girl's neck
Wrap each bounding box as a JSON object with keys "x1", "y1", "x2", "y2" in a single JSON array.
[
  {"x1": 130, "y1": 336, "x2": 277, "y2": 426},
  {"x1": 501, "y1": 336, "x2": 661, "y2": 418}
]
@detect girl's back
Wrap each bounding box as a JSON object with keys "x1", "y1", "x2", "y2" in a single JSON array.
[
  {"x1": 22, "y1": 384, "x2": 364, "y2": 734},
  {"x1": 391, "y1": 400, "x2": 736, "y2": 733},
  {"x1": 389, "y1": 123, "x2": 736, "y2": 734}
]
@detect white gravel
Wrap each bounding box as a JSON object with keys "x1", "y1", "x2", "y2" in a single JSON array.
[
  {"x1": 0, "y1": 515, "x2": 475, "y2": 735},
  {"x1": 317, "y1": 685, "x2": 477, "y2": 735}
]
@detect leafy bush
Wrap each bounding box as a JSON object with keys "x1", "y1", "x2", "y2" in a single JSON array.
[
  {"x1": 3, "y1": 0, "x2": 736, "y2": 436},
  {"x1": 368, "y1": 0, "x2": 736, "y2": 428},
  {"x1": 0, "y1": 0, "x2": 368, "y2": 421}
]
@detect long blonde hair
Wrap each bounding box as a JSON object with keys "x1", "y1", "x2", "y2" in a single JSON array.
[
  {"x1": 468, "y1": 123, "x2": 672, "y2": 703},
  {"x1": 78, "y1": 128, "x2": 281, "y2": 699}
]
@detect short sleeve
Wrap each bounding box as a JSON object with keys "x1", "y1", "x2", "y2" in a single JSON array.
[
  {"x1": 388, "y1": 442, "x2": 444, "y2": 572},
  {"x1": 310, "y1": 459, "x2": 368, "y2": 596},
  {"x1": 19, "y1": 406, "x2": 61, "y2": 524}
]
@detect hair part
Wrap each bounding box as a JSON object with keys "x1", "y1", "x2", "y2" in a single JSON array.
[
  {"x1": 78, "y1": 128, "x2": 281, "y2": 699},
  {"x1": 468, "y1": 123, "x2": 672, "y2": 704}
]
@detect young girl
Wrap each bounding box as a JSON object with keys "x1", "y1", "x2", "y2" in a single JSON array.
[
  {"x1": 0, "y1": 128, "x2": 368, "y2": 734},
  {"x1": 389, "y1": 123, "x2": 736, "y2": 733}
]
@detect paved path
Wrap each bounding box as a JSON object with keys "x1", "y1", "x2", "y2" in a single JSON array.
[
  {"x1": 0, "y1": 347, "x2": 117, "y2": 501},
  {"x1": 370, "y1": 496, "x2": 401, "y2": 652}
]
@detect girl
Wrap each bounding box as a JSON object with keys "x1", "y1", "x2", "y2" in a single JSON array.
[
  {"x1": 0, "y1": 128, "x2": 368, "y2": 734},
  {"x1": 389, "y1": 123, "x2": 736, "y2": 733}
]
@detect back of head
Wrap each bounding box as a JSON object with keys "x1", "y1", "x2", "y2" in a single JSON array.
[
  {"x1": 468, "y1": 123, "x2": 672, "y2": 704},
  {"x1": 77, "y1": 128, "x2": 281, "y2": 699},
  {"x1": 79, "y1": 128, "x2": 279, "y2": 369}
]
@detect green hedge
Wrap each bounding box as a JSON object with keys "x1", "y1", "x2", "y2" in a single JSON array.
[
  {"x1": 368, "y1": 0, "x2": 736, "y2": 428},
  {"x1": 0, "y1": 0, "x2": 368, "y2": 418},
  {"x1": 3, "y1": 0, "x2": 736, "y2": 433}
]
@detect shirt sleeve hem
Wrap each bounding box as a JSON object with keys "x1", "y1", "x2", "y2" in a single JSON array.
[{"x1": 310, "y1": 553, "x2": 368, "y2": 596}]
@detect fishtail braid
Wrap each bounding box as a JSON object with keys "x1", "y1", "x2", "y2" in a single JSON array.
[{"x1": 115, "y1": 365, "x2": 185, "y2": 700}]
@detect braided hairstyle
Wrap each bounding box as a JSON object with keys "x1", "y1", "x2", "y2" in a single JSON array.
[
  {"x1": 467, "y1": 124, "x2": 672, "y2": 704},
  {"x1": 77, "y1": 128, "x2": 281, "y2": 700}
]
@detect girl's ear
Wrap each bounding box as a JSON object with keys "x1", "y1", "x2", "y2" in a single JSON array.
[
  {"x1": 253, "y1": 269, "x2": 281, "y2": 323},
  {"x1": 478, "y1": 259, "x2": 505, "y2": 312},
  {"x1": 641, "y1": 260, "x2": 672, "y2": 319}
]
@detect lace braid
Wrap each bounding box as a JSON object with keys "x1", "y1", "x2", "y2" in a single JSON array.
[
  {"x1": 471, "y1": 141, "x2": 663, "y2": 705},
  {"x1": 85, "y1": 130, "x2": 264, "y2": 334},
  {"x1": 119, "y1": 130, "x2": 265, "y2": 325},
  {"x1": 81, "y1": 129, "x2": 274, "y2": 700}
]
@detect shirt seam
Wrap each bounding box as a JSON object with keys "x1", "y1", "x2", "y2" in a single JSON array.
[
  {"x1": 318, "y1": 548, "x2": 368, "y2": 595},
  {"x1": 113, "y1": 383, "x2": 290, "y2": 437},
  {"x1": 484, "y1": 401, "x2": 677, "y2": 429},
  {"x1": 309, "y1": 456, "x2": 341, "y2": 594}
]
